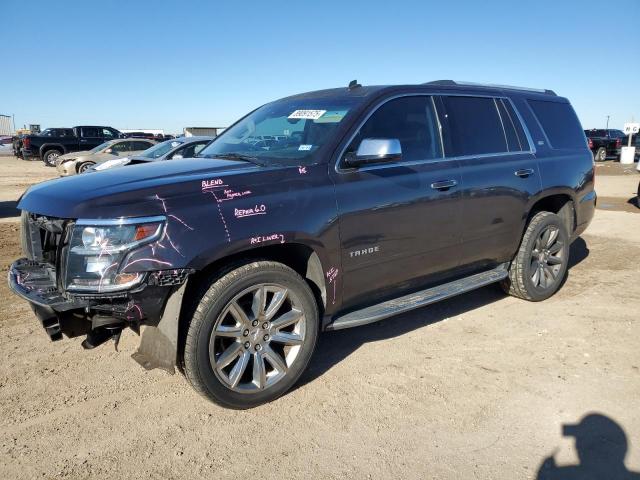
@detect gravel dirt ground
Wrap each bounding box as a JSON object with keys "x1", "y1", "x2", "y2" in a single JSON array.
[{"x1": 0, "y1": 156, "x2": 639, "y2": 479}]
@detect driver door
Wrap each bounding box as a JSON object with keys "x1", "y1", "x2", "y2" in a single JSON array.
[{"x1": 330, "y1": 95, "x2": 462, "y2": 310}]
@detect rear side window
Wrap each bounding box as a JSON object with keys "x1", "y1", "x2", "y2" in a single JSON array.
[
  {"x1": 528, "y1": 100, "x2": 585, "y2": 149},
  {"x1": 440, "y1": 96, "x2": 507, "y2": 156}
]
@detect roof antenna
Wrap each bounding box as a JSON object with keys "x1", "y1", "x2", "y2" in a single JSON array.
[{"x1": 348, "y1": 79, "x2": 361, "y2": 90}]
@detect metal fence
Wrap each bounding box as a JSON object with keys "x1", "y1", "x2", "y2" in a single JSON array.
[{"x1": 0, "y1": 114, "x2": 13, "y2": 136}]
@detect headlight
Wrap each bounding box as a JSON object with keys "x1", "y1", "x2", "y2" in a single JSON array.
[
  {"x1": 95, "y1": 157, "x2": 130, "y2": 171},
  {"x1": 65, "y1": 216, "x2": 165, "y2": 292}
]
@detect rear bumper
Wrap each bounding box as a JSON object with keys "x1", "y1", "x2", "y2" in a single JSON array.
[{"x1": 574, "y1": 190, "x2": 597, "y2": 238}]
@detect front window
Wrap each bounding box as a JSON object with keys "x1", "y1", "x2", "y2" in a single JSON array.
[
  {"x1": 139, "y1": 139, "x2": 184, "y2": 159},
  {"x1": 199, "y1": 97, "x2": 361, "y2": 165}
]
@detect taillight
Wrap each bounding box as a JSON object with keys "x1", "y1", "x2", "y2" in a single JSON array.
[
  {"x1": 23, "y1": 137, "x2": 30, "y2": 149},
  {"x1": 587, "y1": 138, "x2": 593, "y2": 149},
  {"x1": 615, "y1": 138, "x2": 621, "y2": 148}
]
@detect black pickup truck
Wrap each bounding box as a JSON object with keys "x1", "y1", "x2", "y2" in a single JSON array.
[
  {"x1": 584, "y1": 128, "x2": 625, "y2": 161},
  {"x1": 9, "y1": 80, "x2": 596, "y2": 408},
  {"x1": 21, "y1": 126, "x2": 123, "y2": 166}
]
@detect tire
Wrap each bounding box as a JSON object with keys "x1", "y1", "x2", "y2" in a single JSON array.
[
  {"x1": 594, "y1": 147, "x2": 607, "y2": 162},
  {"x1": 77, "y1": 161, "x2": 95, "y2": 173},
  {"x1": 42, "y1": 149, "x2": 62, "y2": 166},
  {"x1": 183, "y1": 261, "x2": 319, "y2": 409},
  {"x1": 501, "y1": 211, "x2": 569, "y2": 302}
]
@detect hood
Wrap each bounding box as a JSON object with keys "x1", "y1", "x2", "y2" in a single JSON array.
[{"x1": 18, "y1": 157, "x2": 259, "y2": 219}]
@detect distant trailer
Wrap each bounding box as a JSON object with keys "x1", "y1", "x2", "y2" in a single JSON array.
[{"x1": 183, "y1": 127, "x2": 224, "y2": 137}]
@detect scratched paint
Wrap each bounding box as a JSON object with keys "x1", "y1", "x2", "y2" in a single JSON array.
[{"x1": 250, "y1": 233, "x2": 285, "y2": 245}]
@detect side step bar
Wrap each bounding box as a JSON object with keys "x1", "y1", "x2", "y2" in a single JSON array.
[{"x1": 326, "y1": 263, "x2": 509, "y2": 331}]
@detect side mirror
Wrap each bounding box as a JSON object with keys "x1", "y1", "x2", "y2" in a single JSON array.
[
  {"x1": 172, "y1": 154, "x2": 183, "y2": 160},
  {"x1": 105, "y1": 148, "x2": 113, "y2": 154},
  {"x1": 345, "y1": 138, "x2": 402, "y2": 167}
]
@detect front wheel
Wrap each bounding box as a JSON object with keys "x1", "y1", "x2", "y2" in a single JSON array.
[
  {"x1": 501, "y1": 211, "x2": 569, "y2": 301},
  {"x1": 183, "y1": 261, "x2": 319, "y2": 409},
  {"x1": 77, "y1": 161, "x2": 95, "y2": 173}
]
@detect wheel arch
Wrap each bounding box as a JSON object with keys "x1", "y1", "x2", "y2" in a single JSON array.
[
  {"x1": 184, "y1": 241, "x2": 328, "y2": 316},
  {"x1": 525, "y1": 192, "x2": 575, "y2": 237},
  {"x1": 39, "y1": 143, "x2": 66, "y2": 157}
]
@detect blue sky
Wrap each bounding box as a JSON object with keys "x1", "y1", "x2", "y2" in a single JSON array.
[{"x1": 2, "y1": 0, "x2": 639, "y2": 134}]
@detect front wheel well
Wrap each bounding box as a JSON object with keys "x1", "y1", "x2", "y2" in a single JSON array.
[
  {"x1": 184, "y1": 243, "x2": 327, "y2": 316},
  {"x1": 527, "y1": 194, "x2": 575, "y2": 236}
]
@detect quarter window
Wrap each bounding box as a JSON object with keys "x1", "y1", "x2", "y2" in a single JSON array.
[
  {"x1": 528, "y1": 100, "x2": 585, "y2": 149},
  {"x1": 346, "y1": 96, "x2": 442, "y2": 163}
]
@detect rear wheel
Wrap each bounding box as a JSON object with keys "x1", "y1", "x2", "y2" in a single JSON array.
[
  {"x1": 594, "y1": 147, "x2": 607, "y2": 162},
  {"x1": 183, "y1": 261, "x2": 319, "y2": 409},
  {"x1": 501, "y1": 211, "x2": 569, "y2": 301},
  {"x1": 42, "y1": 149, "x2": 61, "y2": 166}
]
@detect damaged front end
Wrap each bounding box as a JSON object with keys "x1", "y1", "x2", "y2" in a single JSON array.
[{"x1": 8, "y1": 211, "x2": 193, "y2": 373}]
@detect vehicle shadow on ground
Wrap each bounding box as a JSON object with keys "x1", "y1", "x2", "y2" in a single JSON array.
[
  {"x1": 0, "y1": 200, "x2": 19, "y2": 219},
  {"x1": 536, "y1": 412, "x2": 640, "y2": 479},
  {"x1": 297, "y1": 238, "x2": 590, "y2": 389}
]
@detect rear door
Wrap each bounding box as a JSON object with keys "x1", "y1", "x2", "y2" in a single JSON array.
[
  {"x1": 438, "y1": 95, "x2": 540, "y2": 269},
  {"x1": 330, "y1": 95, "x2": 462, "y2": 309},
  {"x1": 79, "y1": 127, "x2": 104, "y2": 150}
]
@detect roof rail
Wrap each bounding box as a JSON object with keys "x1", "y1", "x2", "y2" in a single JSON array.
[{"x1": 424, "y1": 80, "x2": 556, "y2": 96}]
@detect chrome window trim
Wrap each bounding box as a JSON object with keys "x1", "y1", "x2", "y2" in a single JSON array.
[
  {"x1": 334, "y1": 92, "x2": 536, "y2": 174},
  {"x1": 523, "y1": 99, "x2": 552, "y2": 149},
  {"x1": 76, "y1": 215, "x2": 166, "y2": 226}
]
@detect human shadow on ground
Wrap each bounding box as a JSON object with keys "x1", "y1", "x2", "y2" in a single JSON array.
[
  {"x1": 537, "y1": 413, "x2": 640, "y2": 479},
  {"x1": 297, "y1": 237, "x2": 589, "y2": 388}
]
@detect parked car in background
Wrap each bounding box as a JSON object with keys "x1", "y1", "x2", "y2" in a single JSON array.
[
  {"x1": 21, "y1": 126, "x2": 123, "y2": 166},
  {"x1": 584, "y1": 129, "x2": 625, "y2": 161},
  {"x1": 123, "y1": 131, "x2": 158, "y2": 140},
  {"x1": 9, "y1": 80, "x2": 595, "y2": 408},
  {"x1": 91, "y1": 136, "x2": 213, "y2": 172},
  {"x1": 56, "y1": 138, "x2": 155, "y2": 176}
]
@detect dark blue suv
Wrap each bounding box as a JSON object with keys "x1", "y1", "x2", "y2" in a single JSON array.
[{"x1": 9, "y1": 80, "x2": 596, "y2": 408}]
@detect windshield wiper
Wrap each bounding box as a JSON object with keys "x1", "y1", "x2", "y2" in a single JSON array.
[{"x1": 202, "y1": 152, "x2": 266, "y2": 166}]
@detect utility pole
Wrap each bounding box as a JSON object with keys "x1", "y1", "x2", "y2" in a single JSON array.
[{"x1": 606, "y1": 115, "x2": 610, "y2": 130}]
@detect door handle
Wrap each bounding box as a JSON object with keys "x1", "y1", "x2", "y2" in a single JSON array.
[
  {"x1": 430, "y1": 179, "x2": 458, "y2": 191},
  {"x1": 514, "y1": 168, "x2": 535, "y2": 178}
]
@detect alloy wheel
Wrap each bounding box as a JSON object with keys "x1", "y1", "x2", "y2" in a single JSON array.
[
  {"x1": 209, "y1": 284, "x2": 306, "y2": 393},
  {"x1": 530, "y1": 225, "x2": 565, "y2": 289}
]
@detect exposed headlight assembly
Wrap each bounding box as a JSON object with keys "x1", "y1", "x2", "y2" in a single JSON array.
[{"x1": 65, "y1": 216, "x2": 165, "y2": 292}]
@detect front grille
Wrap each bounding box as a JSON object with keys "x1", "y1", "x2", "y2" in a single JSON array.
[{"x1": 20, "y1": 211, "x2": 67, "y2": 267}]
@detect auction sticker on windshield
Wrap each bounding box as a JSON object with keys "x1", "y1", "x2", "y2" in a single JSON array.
[
  {"x1": 314, "y1": 110, "x2": 348, "y2": 123},
  {"x1": 288, "y1": 110, "x2": 327, "y2": 120}
]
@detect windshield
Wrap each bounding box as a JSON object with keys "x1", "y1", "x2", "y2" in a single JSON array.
[
  {"x1": 199, "y1": 97, "x2": 361, "y2": 165},
  {"x1": 139, "y1": 139, "x2": 183, "y2": 159},
  {"x1": 89, "y1": 141, "x2": 113, "y2": 153}
]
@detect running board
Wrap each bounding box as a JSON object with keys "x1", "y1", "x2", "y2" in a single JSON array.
[{"x1": 326, "y1": 263, "x2": 509, "y2": 331}]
